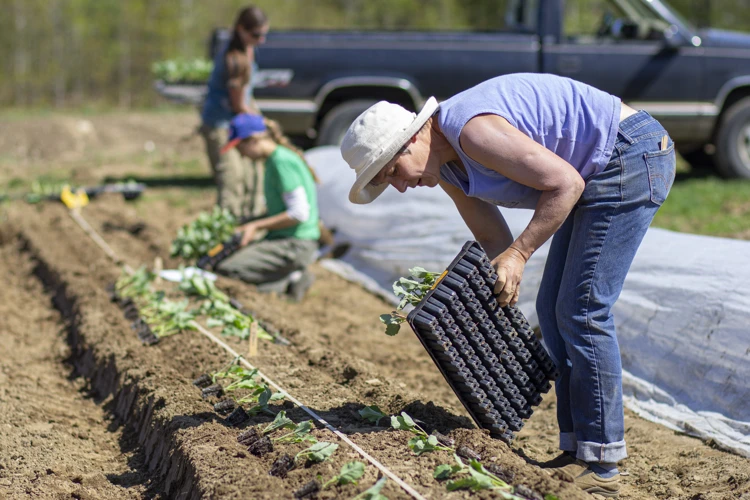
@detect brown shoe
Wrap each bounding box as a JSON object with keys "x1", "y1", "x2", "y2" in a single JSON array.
[
  {"x1": 574, "y1": 469, "x2": 620, "y2": 498},
  {"x1": 553, "y1": 459, "x2": 589, "y2": 481},
  {"x1": 539, "y1": 452, "x2": 578, "y2": 469}
]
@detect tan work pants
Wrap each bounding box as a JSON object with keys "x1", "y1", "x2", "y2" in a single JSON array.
[{"x1": 200, "y1": 124, "x2": 265, "y2": 221}]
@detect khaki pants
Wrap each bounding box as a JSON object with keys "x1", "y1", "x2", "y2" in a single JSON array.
[
  {"x1": 200, "y1": 124, "x2": 265, "y2": 221},
  {"x1": 216, "y1": 238, "x2": 318, "y2": 293}
]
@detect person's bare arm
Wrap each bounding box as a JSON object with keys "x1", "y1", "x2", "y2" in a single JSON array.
[
  {"x1": 459, "y1": 114, "x2": 584, "y2": 305},
  {"x1": 439, "y1": 180, "x2": 514, "y2": 259},
  {"x1": 237, "y1": 213, "x2": 298, "y2": 246},
  {"x1": 460, "y1": 114, "x2": 584, "y2": 262},
  {"x1": 226, "y1": 51, "x2": 254, "y2": 114},
  {"x1": 227, "y1": 81, "x2": 253, "y2": 114}
]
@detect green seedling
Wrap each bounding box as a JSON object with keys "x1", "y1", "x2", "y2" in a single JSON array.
[
  {"x1": 353, "y1": 477, "x2": 388, "y2": 500},
  {"x1": 273, "y1": 420, "x2": 316, "y2": 444},
  {"x1": 434, "y1": 454, "x2": 525, "y2": 499},
  {"x1": 180, "y1": 273, "x2": 229, "y2": 302},
  {"x1": 322, "y1": 461, "x2": 365, "y2": 489},
  {"x1": 141, "y1": 296, "x2": 198, "y2": 337},
  {"x1": 25, "y1": 179, "x2": 71, "y2": 203},
  {"x1": 244, "y1": 386, "x2": 285, "y2": 415},
  {"x1": 171, "y1": 206, "x2": 236, "y2": 260},
  {"x1": 358, "y1": 405, "x2": 388, "y2": 425},
  {"x1": 116, "y1": 266, "x2": 155, "y2": 298},
  {"x1": 211, "y1": 363, "x2": 283, "y2": 413},
  {"x1": 391, "y1": 412, "x2": 453, "y2": 456},
  {"x1": 203, "y1": 299, "x2": 273, "y2": 341},
  {"x1": 294, "y1": 442, "x2": 339, "y2": 464},
  {"x1": 379, "y1": 266, "x2": 441, "y2": 336},
  {"x1": 116, "y1": 268, "x2": 199, "y2": 338},
  {"x1": 211, "y1": 362, "x2": 255, "y2": 384},
  {"x1": 262, "y1": 410, "x2": 295, "y2": 434},
  {"x1": 152, "y1": 58, "x2": 213, "y2": 83}
]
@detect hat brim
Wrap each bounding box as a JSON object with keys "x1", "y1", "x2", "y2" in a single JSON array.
[
  {"x1": 348, "y1": 96, "x2": 439, "y2": 205},
  {"x1": 220, "y1": 138, "x2": 242, "y2": 155}
]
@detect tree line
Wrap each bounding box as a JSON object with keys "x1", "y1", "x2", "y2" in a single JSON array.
[{"x1": 1, "y1": 0, "x2": 749, "y2": 109}]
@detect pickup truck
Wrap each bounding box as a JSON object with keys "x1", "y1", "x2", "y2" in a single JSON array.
[{"x1": 162, "y1": 0, "x2": 750, "y2": 178}]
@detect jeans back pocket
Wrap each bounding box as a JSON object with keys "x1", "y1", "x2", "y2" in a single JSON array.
[{"x1": 644, "y1": 145, "x2": 676, "y2": 205}]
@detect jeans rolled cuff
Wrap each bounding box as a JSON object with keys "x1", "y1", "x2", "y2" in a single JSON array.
[
  {"x1": 577, "y1": 440, "x2": 628, "y2": 463},
  {"x1": 559, "y1": 432, "x2": 578, "y2": 452}
]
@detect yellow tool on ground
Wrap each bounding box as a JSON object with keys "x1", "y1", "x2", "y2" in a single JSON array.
[{"x1": 60, "y1": 185, "x2": 89, "y2": 210}]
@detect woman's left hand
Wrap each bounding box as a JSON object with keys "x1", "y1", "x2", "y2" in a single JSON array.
[
  {"x1": 491, "y1": 246, "x2": 528, "y2": 307},
  {"x1": 238, "y1": 223, "x2": 258, "y2": 247}
]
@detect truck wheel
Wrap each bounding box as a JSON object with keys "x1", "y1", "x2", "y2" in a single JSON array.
[
  {"x1": 715, "y1": 97, "x2": 750, "y2": 179},
  {"x1": 316, "y1": 100, "x2": 377, "y2": 146}
]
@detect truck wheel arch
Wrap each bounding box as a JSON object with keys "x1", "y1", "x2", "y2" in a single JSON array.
[
  {"x1": 313, "y1": 78, "x2": 423, "y2": 146},
  {"x1": 714, "y1": 92, "x2": 750, "y2": 179}
]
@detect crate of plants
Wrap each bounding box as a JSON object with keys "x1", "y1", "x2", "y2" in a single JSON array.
[{"x1": 381, "y1": 241, "x2": 558, "y2": 443}]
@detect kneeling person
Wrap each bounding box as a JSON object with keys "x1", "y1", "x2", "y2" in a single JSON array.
[{"x1": 218, "y1": 114, "x2": 320, "y2": 300}]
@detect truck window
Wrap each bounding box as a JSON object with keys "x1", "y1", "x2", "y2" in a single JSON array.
[
  {"x1": 265, "y1": 0, "x2": 538, "y2": 32},
  {"x1": 563, "y1": 0, "x2": 669, "y2": 41}
]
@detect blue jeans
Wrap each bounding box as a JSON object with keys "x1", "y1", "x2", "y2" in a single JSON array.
[{"x1": 536, "y1": 111, "x2": 675, "y2": 463}]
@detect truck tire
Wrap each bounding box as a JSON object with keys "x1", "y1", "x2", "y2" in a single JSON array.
[
  {"x1": 316, "y1": 100, "x2": 377, "y2": 146},
  {"x1": 715, "y1": 97, "x2": 750, "y2": 179}
]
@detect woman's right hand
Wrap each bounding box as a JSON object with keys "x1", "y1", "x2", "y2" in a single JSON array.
[{"x1": 491, "y1": 246, "x2": 528, "y2": 307}]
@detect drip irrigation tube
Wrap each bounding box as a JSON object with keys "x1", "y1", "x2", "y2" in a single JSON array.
[{"x1": 66, "y1": 208, "x2": 427, "y2": 500}]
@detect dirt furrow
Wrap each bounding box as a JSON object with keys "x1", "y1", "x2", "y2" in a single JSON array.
[{"x1": 0, "y1": 233, "x2": 145, "y2": 499}]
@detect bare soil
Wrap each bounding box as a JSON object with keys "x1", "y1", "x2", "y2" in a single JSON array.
[{"x1": 0, "y1": 113, "x2": 748, "y2": 500}]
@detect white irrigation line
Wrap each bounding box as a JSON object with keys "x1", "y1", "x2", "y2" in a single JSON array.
[
  {"x1": 69, "y1": 208, "x2": 135, "y2": 275},
  {"x1": 65, "y1": 208, "x2": 427, "y2": 500},
  {"x1": 192, "y1": 321, "x2": 427, "y2": 500}
]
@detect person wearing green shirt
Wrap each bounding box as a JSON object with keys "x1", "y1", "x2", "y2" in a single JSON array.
[{"x1": 217, "y1": 113, "x2": 320, "y2": 301}]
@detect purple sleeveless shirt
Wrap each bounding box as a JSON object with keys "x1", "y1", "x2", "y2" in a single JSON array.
[{"x1": 438, "y1": 73, "x2": 620, "y2": 209}]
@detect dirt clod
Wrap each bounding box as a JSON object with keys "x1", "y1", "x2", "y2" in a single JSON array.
[
  {"x1": 237, "y1": 427, "x2": 261, "y2": 446},
  {"x1": 224, "y1": 406, "x2": 249, "y2": 427},
  {"x1": 201, "y1": 384, "x2": 223, "y2": 399},
  {"x1": 486, "y1": 463, "x2": 515, "y2": 483},
  {"x1": 192, "y1": 374, "x2": 212, "y2": 388},
  {"x1": 269, "y1": 453, "x2": 295, "y2": 478},
  {"x1": 456, "y1": 445, "x2": 481, "y2": 461},
  {"x1": 433, "y1": 430, "x2": 455, "y2": 448},
  {"x1": 514, "y1": 484, "x2": 544, "y2": 500},
  {"x1": 248, "y1": 436, "x2": 273, "y2": 457},
  {"x1": 214, "y1": 399, "x2": 236, "y2": 415},
  {"x1": 294, "y1": 479, "x2": 321, "y2": 498}
]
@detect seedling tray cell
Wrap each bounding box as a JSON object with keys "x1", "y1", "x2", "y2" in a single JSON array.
[{"x1": 406, "y1": 241, "x2": 558, "y2": 442}]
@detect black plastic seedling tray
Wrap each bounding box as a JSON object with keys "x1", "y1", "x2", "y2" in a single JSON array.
[{"x1": 406, "y1": 241, "x2": 559, "y2": 442}]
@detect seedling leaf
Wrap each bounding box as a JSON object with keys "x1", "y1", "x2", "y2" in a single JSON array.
[
  {"x1": 274, "y1": 420, "x2": 316, "y2": 444},
  {"x1": 295, "y1": 441, "x2": 338, "y2": 464},
  {"x1": 322, "y1": 461, "x2": 365, "y2": 489},
  {"x1": 353, "y1": 477, "x2": 388, "y2": 500},
  {"x1": 262, "y1": 410, "x2": 295, "y2": 434},
  {"x1": 358, "y1": 405, "x2": 388, "y2": 425},
  {"x1": 434, "y1": 464, "x2": 462, "y2": 480}
]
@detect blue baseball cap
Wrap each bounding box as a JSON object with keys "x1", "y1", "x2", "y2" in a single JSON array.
[{"x1": 221, "y1": 113, "x2": 266, "y2": 154}]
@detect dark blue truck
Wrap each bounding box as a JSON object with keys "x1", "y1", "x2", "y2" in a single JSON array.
[{"x1": 172, "y1": 0, "x2": 750, "y2": 178}]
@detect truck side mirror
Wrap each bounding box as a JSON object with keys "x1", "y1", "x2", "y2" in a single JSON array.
[{"x1": 662, "y1": 25, "x2": 686, "y2": 49}]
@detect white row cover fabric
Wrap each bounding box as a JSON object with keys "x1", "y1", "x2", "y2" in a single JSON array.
[{"x1": 306, "y1": 146, "x2": 750, "y2": 457}]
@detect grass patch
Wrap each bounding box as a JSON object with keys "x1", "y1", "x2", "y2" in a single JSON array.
[{"x1": 653, "y1": 176, "x2": 750, "y2": 239}]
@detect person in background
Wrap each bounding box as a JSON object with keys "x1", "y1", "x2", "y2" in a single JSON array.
[
  {"x1": 339, "y1": 73, "x2": 676, "y2": 498},
  {"x1": 217, "y1": 114, "x2": 320, "y2": 301},
  {"x1": 200, "y1": 5, "x2": 269, "y2": 220}
]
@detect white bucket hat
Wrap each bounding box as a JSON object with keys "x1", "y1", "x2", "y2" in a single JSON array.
[{"x1": 341, "y1": 97, "x2": 439, "y2": 204}]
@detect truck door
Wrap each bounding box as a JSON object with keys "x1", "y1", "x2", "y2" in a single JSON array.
[{"x1": 541, "y1": 0, "x2": 703, "y2": 130}]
